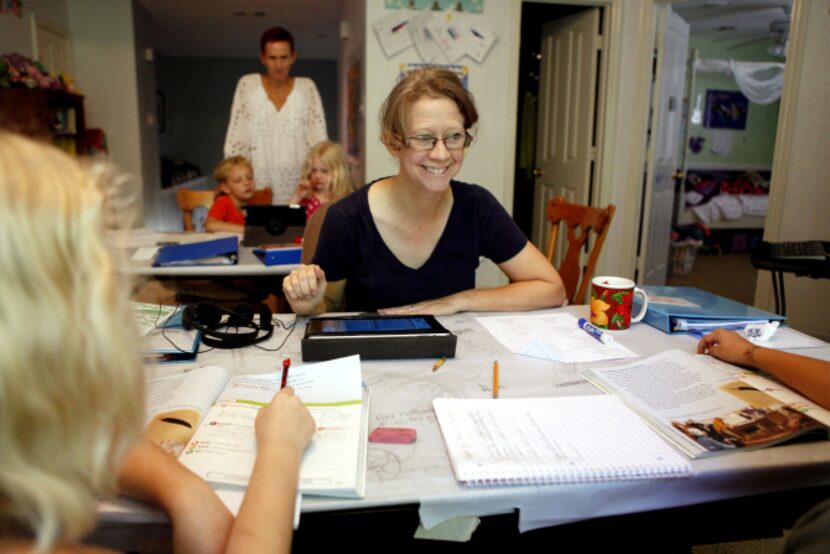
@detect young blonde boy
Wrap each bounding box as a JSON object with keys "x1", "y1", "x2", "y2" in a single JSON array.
[{"x1": 205, "y1": 155, "x2": 255, "y2": 233}]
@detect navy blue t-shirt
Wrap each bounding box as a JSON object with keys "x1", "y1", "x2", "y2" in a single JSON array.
[{"x1": 312, "y1": 180, "x2": 528, "y2": 311}]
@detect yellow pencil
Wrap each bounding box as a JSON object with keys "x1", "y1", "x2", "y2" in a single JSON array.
[
  {"x1": 432, "y1": 357, "x2": 446, "y2": 372},
  {"x1": 493, "y1": 360, "x2": 499, "y2": 399}
]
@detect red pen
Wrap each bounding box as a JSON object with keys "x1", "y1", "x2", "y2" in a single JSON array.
[{"x1": 281, "y1": 358, "x2": 291, "y2": 389}]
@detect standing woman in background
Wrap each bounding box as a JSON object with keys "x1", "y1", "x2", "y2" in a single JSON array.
[{"x1": 224, "y1": 26, "x2": 328, "y2": 202}]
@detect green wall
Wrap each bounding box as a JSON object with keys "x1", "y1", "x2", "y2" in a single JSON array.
[{"x1": 683, "y1": 36, "x2": 782, "y2": 169}]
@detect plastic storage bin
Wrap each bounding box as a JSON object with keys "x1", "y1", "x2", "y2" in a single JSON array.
[{"x1": 669, "y1": 240, "x2": 702, "y2": 275}]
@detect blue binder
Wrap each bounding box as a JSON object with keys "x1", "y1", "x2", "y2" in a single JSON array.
[
  {"x1": 253, "y1": 245, "x2": 302, "y2": 266},
  {"x1": 639, "y1": 286, "x2": 785, "y2": 334},
  {"x1": 153, "y1": 236, "x2": 239, "y2": 267}
]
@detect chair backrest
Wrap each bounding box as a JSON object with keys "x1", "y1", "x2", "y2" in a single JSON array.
[
  {"x1": 545, "y1": 197, "x2": 616, "y2": 305},
  {"x1": 301, "y1": 202, "x2": 331, "y2": 264},
  {"x1": 176, "y1": 188, "x2": 216, "y2": 231},
  {"x1": 175, "y1": 187, "x2": 273, "y2": 231},
  {"x1": 248, "y1": 188, "x2": 273, "y2": 206}
]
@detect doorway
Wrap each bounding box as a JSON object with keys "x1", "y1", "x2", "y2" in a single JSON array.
[
  {"x1": 654, "y1": 2, "x2": 788, "y2": 304},
  {"x1": 512, "y1": 2, "x2": 602, "y2": 244}
]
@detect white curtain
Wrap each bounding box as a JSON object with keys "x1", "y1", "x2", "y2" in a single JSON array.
[{"x1": 693, "y1": 58, "x2": 786, "y2": 104}]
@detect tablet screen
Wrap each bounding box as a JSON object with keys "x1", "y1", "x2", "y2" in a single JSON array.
[
  {"x1": 317, "y1": 317, "x2": 433, "y2": 333},
  {"x1": 306, "y1": 316, "x2": 445, "y2": 336}
]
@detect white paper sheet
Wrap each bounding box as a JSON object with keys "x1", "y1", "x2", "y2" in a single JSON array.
[
  {"x1": 372, "y1": 9, "x2": 415, "y2": 58},
  {"x1": 409, "y1": 11, "x2": 443, "y2": 63},
  {"x1": 477, "y1": 312, "x2": 638, "y2": 363},
  {"x1": 748, "y1": 326, "x2": 827, "y2": 350},
  {"x1": 427, "y1": 11, "x2": 468, "y2": 63}
]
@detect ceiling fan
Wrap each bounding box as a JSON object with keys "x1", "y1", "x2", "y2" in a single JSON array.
[{"x1": 724, "y1": 5, "x2": 790, "y2": 56}]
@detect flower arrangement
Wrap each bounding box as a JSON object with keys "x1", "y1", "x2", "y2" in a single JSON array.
[{"x1": 0, "y1": 52, "x2": 63, "y2": 90}]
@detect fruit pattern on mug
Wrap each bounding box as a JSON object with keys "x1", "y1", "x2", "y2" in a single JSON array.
[{"x1": 590, "y1": 285, "x2": 633, "y2": 330}]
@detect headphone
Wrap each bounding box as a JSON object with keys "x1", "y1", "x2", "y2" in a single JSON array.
[{"x1": 182, "y1": 302, "x2": 273, "y2": 349}]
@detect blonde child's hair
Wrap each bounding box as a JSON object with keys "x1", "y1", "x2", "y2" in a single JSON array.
[
  {"x1": 0, "y1": 132, "x2": 144, "y2": 551},
  {"x1": 213, "y1": 155, "x2": 252, "y2": 184},
  {"x1": 300, "y1": 141, "x2": 354, "y2": 201}
]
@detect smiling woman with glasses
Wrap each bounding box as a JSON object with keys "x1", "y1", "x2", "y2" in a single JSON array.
[{"x1": 283, "y1": 68, "x2": 565, "y2": 316}]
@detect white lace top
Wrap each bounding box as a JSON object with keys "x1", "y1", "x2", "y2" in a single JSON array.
[{"x1": 223, "y1": 74, "x2": 328, "y2": 202}]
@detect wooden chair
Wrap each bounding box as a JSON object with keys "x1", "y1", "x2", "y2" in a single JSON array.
[
  {"x1": 176, "y1": 187, "x2": 273, "y2": 231},
  {"x1": 248, "y1": 188, "x2": 273, "y2": 206},
  {"x1": 545, "y1": 197, "x2": 616, "y2": 305},
  {"x1": 176, "y1": 188, "x2": 215, "y2": 231}
]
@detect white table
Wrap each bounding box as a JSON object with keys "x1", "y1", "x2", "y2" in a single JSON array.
[
  {"x1": 97, "y1": 306, "x2": 830, "y2": 548},
  {"x1": 107, "y1": 228, "x2": 298, "y2": 276}
]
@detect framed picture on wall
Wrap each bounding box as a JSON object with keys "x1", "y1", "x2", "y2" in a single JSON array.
[{"x1": 704, "y1": 89, "x2": 749, "y2": 130}]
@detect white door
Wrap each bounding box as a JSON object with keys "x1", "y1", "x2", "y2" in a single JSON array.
[
  {"x1": 531, "y1": 8, "x2": 602, "y2": 259},
  {"x1": 638, "y1": 7, "x2": 689, "y2": 285},
  {"x1": 34, "y1": 20, "x2": 72, "y2": 75}
]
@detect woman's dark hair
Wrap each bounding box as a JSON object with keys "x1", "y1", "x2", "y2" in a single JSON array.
[
  {"x1": 260, "y1": 26, "x2": 295, "y2": 54},
  {"x1": 379, "y1": 67, "x2": 478, "y2": 149}
]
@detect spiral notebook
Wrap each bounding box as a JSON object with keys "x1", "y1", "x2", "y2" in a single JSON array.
[{"x1": 433, "y1": 395, "x2": 691, "y2": 487}]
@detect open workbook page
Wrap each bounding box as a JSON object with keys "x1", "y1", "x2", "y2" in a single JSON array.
[
  {"x1": 178, "y1": 355, "x2": 368, "y2": 498},
  {"x1": 145, "y1": 366, "x2": 230, "y2": 456},
  {"x1": 581, "y1": 350, "x2": 830, "y2": 458}
]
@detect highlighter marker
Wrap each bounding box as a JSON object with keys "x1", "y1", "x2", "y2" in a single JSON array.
[{"x1": 577, "y1": 318, "x2": 615, "y2": 345}]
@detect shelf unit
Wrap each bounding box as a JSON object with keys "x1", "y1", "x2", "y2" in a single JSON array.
[{"x1": 0, "y1": 88, "x2": 86, "y2": 156}]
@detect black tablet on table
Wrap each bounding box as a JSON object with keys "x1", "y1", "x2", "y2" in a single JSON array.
[
  {"x1": 242, "y1": 205, "x2": 305, "y2": 247},
  {"x1": 301, "y1": 315, "x2": 457, "y2": 361}
]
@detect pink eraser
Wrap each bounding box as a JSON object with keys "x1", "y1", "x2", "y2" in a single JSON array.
[{"x1": 369, "y1": 427, "x2": 417, "y2": 444}]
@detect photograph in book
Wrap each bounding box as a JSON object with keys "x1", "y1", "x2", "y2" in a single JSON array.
[
  {"x1": 581, "y1": 350, "x2": 830, "y2": 458},
  {"x1": 144, "y1": 356, "x2": 368, "y2": 498}
]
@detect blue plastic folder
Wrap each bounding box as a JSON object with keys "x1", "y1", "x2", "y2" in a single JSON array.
[
  {"x1": 253, "y1": 244, "x2": 302, "y2": 265},
  {"x1": 639, "y1": 286, "x2": 785, "y2": 334},
  {"x1": 141, "y1": 308, "x2": 201, "y2": 363},
  {"x1": 153, "y1": 236, "x2": 238, "y2": 267}
]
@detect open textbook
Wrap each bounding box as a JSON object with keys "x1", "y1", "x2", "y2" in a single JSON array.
[
  {"x1": 581, "y1": 350, "x2": 830, "y2": 458},
  {"x1": 144, "y1": 355, "x2": 368, "y2": 498}
]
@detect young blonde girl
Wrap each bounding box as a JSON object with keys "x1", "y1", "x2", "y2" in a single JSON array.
[
  {"x1": 289, "y1": 141, "x2": 354, "y2": 220},
  {"x1": 0, "y1": 132, "x2": 314, "y2": 553}
]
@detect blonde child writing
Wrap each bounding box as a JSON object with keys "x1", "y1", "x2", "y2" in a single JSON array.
[
  {"x1": 288, "y1": 141, "x2": 354, "y2": 220},
  {"x1": 0, "y1": 132, "x2": 314, "y2": 553},
  {"x1": 205, "y1": 155, "x2": 255, "y2": 233}
]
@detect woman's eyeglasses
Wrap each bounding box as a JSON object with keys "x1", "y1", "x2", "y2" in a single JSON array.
[{"x1": 405, "y1": 132, "x2": 473, "y2": 151}]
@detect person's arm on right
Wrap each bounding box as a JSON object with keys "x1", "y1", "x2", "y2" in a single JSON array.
[
  {"x1": 698, "y1": 329, "x2": 830, "y2": 410},
  {"x1": 282, "y1": 264, "x2": 346, "y2": 315},
  {"x1": 224, "y1": 386, "x2": 315, "y2": 554}
]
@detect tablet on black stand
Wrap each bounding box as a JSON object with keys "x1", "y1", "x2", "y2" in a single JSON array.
[{"x1": 301, "y1": 315, "x2": 457, "y2": 361}]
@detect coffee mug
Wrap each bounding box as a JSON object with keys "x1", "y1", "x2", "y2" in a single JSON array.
[{"x1": 590, "y1": 276, "x2": 649, "y2": 330}]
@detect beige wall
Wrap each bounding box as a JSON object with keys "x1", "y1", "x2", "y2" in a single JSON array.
[
  {"x1": 756, "y1": 0, "x2": 830, "y2": 341},
  {"x1": 0, "y1": 0, "x2": 69, "y2": 58},
  {"x1": 67, "y1": 0, "x2": 150, "y2": 227}
]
